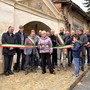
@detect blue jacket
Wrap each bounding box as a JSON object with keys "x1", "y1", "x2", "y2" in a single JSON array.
[{"x1": 72, "y1": 42, "x2": 81, "y2": 58}]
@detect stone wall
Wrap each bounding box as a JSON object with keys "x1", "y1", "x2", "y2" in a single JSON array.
[
  {"x1": 0, "y1": 1, "x2": 14, "y2": 32},
  {"x1": 64, "y1": 7, "x2": 88, "y2": 31},
  {"x1": 0, "y1": 1, "x2": 15, "y2": 74},
  {"x1": 14, "y1": 9, "x2": 59, "y2": 33}
]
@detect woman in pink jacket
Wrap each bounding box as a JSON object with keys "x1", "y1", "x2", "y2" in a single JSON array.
[{"x1": 38, "y1": 31, "x2": 55, "y2": 74}]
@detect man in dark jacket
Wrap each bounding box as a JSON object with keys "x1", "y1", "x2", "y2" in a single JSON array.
[
  {"x1": 85, "y1": 30, "x2": 90, "y2": 66},
  {"x1": 14, "y1": 25, "x2": 27, "y2": 72},
  {"x1": 2, "y1": 26, "x2": 16, "y2": 76},
  {"x1": 78, "y1": 29, "x2": 88, "y2": 71},
  {"x1": 65, "y1": 31, "x2": 74, "y2": 67},
  {"x1": 50, "y1": 30, "x2": 57, "y2": 68}
]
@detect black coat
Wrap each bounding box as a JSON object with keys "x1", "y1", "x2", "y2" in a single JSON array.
[
  {"x1": 87, "y1": 34, "x2": 90, "y2": 42},
  {"x1": 50, "y1": 35, "x2": 57, "y2": 46},
  {"x1": 2, "y1": 32, "x2": 16, "y2": 55},
  {"x1": 15, "y1": 31, "x2": 27, "y2": 44},
  {"x1": 15, "y1": 31, "x2": 27, "y2": 53}
]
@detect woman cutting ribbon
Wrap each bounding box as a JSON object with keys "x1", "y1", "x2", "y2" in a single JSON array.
[{"x1": 38, "y1": 31, "x2": 55, "y2": 74}]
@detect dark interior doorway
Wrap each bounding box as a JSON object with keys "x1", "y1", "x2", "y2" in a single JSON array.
[{"x1": 24, "y1": 21, "x2": 51, "y2": 35}]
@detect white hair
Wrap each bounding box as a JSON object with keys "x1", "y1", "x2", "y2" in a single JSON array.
[
  {"x1": 71, "y1": 31, "x2": 75, "y2": 33},
  {"x1": 41, "y1": 31, "x2": 46, "y2": 34}
]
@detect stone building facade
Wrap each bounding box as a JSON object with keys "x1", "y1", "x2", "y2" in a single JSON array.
[
  {"x1": 0, "y1": 0, "x2": 89, "y2": 73},
  {"x1": 0, "y1": 0, "x2": 65, "y2": 35},
  {"x1": 53, "y1": 0, "x2": 90, "y2": 31}
]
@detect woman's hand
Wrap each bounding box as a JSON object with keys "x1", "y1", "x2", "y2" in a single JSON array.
[
  {"x1": 38, "y1": 45, "x2": 42, "y2": 49},
  {"x1": 50, "y1": 51, "x2": 52, "y2": 55}
]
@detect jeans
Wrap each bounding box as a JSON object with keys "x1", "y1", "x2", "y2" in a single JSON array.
[
  {"x1": 68, "y1": 49, "x2": 73, "y2": 66},
  {"x1": 73, "y1": 58, "x2": 80, "y2": 75}
]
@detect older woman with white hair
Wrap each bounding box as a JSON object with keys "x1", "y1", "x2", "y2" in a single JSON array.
[{"x1": 38, "y1": 31, "x2": 55, "y2": 74}]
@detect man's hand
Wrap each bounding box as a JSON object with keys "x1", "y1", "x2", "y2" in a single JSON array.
[
  {"x1": 72, "y1": 41, "x2": 75, "y2": 43},
  {"x1": 9, "y1": 47, "x2": 14, "y2": 50},
  {"x1": 20, "y1": 47, "x2": 24, "y2": 50}
]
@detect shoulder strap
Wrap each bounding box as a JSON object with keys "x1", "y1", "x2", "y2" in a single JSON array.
[
  {"x1": 57, "y1": 34, "x2": 64, "y2": 45},
  {"x1": 28, "y1": 36, "x2": 35, "y2": 45}
]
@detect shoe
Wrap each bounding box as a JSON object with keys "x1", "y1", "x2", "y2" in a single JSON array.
[
  {"x1": 31, "y1": 68, "x2": 34, "y2": 72},
  {"x1": 81, "y1": 67, "x2": 84, "y2": 71},
  {"x1": 88, "y1": 63, "x2": 90, "y2": 66},
  {"x1": 57, "y1": 67, "x2": 60, "y2": 71},
  {"x1": 33, "y1": 70, "x2": 37, "y2": 73},
  {"x1": 4, "y1": 72, "x2": 9, "y2": 76},
  {"x1": 60, "y1": 63, "x2": 63, "y2": 65},
  {"x1": 50, "y1": 72, "x2": 56, "y2": 75},
  {"x1": 38, "y1": 66, "x2": 41, "y2": 69},
  {"x1": 21, "y1": 68, "x2": 24, "y2": 71},
  {"x1": 16, "y1": 69, "x2": 20, "y2": 72},
  {"x1": 52, "y1": 66, "x2": 55, "y2": 69},
  {"x1": 8, "y1": 71, "x2": 14, "y2": 75},
  {"x1": 64, "y1": 68, "x2": 66, "y2": 71},
  {"x1": 72, "y1": 73, "x2": 79, "y2": 77},
  {"x1": 55, "y1": 63, "x2": 57, "y2": 66},
  {"x1": 68, "y1": 64, "x2": 72, "y2": 67},
  {"x1": 73, "y1": 76, "x2": 78, "y2": 79},
  {"x1": 25, "y1": 71, "x2": 29, "y2": 75},
  {"x1": 42, "y1": 72, "x2": 46, "y2": 74},
  {"x1": 72, "y1": 73, "x2": 74, "y2": 76}
]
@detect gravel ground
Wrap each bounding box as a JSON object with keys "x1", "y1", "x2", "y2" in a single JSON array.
[{"x1": 0, "y1": 65, "x2": 88, "y2": 90}]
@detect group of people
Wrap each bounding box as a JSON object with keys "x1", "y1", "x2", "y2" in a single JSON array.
[{"x1": 1, "y1": 25, "x2": 90, "y2": 78}]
